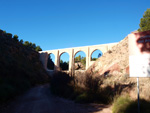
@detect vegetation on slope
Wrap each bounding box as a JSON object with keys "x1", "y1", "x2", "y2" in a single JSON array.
[{"x1": 0, "y1": 29, "x2": 49, "y2": 104}]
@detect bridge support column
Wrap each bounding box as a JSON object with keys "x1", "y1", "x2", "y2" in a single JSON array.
[
  {"x1": 86, "y1": 47, "x2": 89, "y2": 70},
  {"x1": 39, "y1": 52, "x2": 49, "y2": 70},
  {"x1": 54, "y1": 50, "x2": 60, "y2": 71},
  {"x1": 69, "y1": 49, "x2": 75, "y2": 76},
  {"x1": 69, "y1": 49, "x2": 73, "y2": 72}
]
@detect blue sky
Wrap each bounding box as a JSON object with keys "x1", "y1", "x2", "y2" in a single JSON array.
[{"x1": 0, "y1": 0, "x2": 150, "y2": 61}]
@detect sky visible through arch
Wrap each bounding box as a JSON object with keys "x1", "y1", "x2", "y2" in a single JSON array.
[
  {"x1": 0, "y1": 0, "x2": 150, "y2": 61},
  {"x1": 50, "y1": 50, "x2": 103, "y2": 62}
]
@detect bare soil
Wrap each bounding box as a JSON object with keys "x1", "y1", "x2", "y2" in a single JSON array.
[{"x1": 1, "y1": 84, "x2": 112, "y2": 113}]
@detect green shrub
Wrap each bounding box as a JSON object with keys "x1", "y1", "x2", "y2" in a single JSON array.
[
  {"x1": 69, "y1": 86, "x2": 84, "y2": 100},
  {"x1": 13, "y1": 35, "x2": 19, "y2": 42},
  {"x1": 96, "y1": 86, "x2": 114, "y2": 104},
  {"x1": 112, "y1": 96, "x2": 150, "y2": 113},
  {"x1": 112, "y1": 96, "x2": 131, "y2": 113},
  {"x1": 6, "y1": 33, "x2": 12, "y2": 38},
  {"x1": 19, "y1": 39, "x2": 23, "y2": 44},
  {"x1": 35, "y1": 45, "x2": 42, "y2": 51},
  {"x1": 2, "y1": 30, "x2": 6, "y2": 34},
  {"x1": 75, "y1": 92, "x2": 92, "y2": 103},
  {"x1": 84, "y1": 73, "x2": 103, "y2": 93},
  {"x1": 0, "y1": 29, "x2": 3, "y2": 35},
  {"x1": 82, "y1": 73, "x2": 115, "y2": 104}
]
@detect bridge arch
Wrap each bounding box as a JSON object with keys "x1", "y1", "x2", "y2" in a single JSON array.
[
  {"x1": 74, "y1": 47, "x2": 89, "y2": 69},
  {"x1": 90, "y1": 49, "x2": 103, "y2": 61},
  {"x1": 47, "y1": 53, "x2": 55, "y2": 70},
  {"x1": 74, "y1": 50, "x2": 86, "y2": 58},
  {"x1": 59, "y1": 51, "x2": 70, "y2": 58},
  {"x1": 74, "y1": 50, "x2": 87, "y2": 57},
  {"x1": 74, "y1": 51, "x2": 86, "y2": 70},
  {"x1": 59, "y1": 52, "x2": 70, "y2": 70}
]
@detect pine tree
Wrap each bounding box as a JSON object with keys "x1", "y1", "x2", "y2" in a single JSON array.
[{"x1": 138, "y1": 8, "x2": 150, "y2": 32}]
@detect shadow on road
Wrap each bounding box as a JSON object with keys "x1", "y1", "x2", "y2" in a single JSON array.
[{"x1": 2, "y1": 84, "x2": 111, "y2": 113}]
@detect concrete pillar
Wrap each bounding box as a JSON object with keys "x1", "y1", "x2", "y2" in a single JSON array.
[
  {"x1": 69, "y1": 49, "x2": 73, "y2": 72},
  {"x1": 39, "y1": 52, "x2": 48, "y2": 70},
  {"x1": 54, "y1": 50, "x2": 60, "y2": 70},
  {"x1": 71, "y1": 49, "x2": 75, "y2": 75},
  {"x1": 86, "y1": 47, "x2": 89, "y2": 70},
  {"x1": 88, "y1": 47, "x2": 92, "y2": 68}
]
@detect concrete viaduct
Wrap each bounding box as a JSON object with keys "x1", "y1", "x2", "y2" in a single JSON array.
[{"x1": 39, "y1": 43, "x2": 117, "y2": 73}]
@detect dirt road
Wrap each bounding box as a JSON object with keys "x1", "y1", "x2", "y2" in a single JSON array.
[{"x1": 2, "y1": 84, "x2": 112, "y2": 113}]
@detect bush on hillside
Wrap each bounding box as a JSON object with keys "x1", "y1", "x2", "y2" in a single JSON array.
[
  {"x1": 13, "y1": 35, "x2": 19, "y2": 42},
  {"x1": 6, "y1": 33, "x2": 12, "y2": 38},
  {"x1": 112, "y1": 96, "x2": 150, "y2": 113},
  {"x1": 84, "y1": 73, "x2": 103, "y2": 93}
]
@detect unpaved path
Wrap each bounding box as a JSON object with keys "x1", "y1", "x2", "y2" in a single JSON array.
[{"x1": 2, "y1": 84, "x2": 112, "y2": 113}]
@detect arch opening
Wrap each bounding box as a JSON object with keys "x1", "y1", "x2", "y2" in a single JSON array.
[
  {"x1": 91, "y1": 49, "x2": 103, "y2": 61},
  {"x1": 59, "y1": 52, "x2": 69, "y2": 71},
  {"x1": 74, "y1": 51, "x2": 86, "y2": 70},
  {"x1": 47, "y1": 53, "x2": 55, "y2": 70}
]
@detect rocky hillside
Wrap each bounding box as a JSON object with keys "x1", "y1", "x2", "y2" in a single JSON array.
[
  {"x1": 0, "y1": 29, "x2": 49, "y2": 104},
  {"x1": 87, "y1": 36, "x2": 129, "y2": 76},
  {"x1": 86, "y1": 34, "x2": 150, "y2": 100}
]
